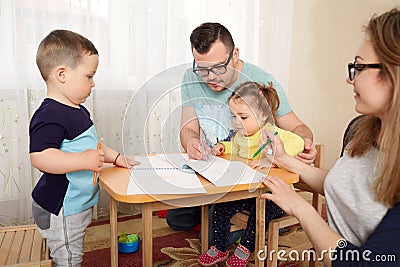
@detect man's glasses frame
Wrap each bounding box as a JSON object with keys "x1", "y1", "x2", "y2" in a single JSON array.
[
  {"x1": 348, "y1": 62, "x2": 382, "y2": 81},
  {"x1": 192, "y1": 48, "x2": 234, "y2": 77}
]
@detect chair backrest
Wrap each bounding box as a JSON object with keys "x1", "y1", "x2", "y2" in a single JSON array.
[
  {"x1": 340, "y1": 115, "x2": 364, "y2": 157},
  {"x1": 314, "y1": 144, "x2": 325, "y2": 168}
]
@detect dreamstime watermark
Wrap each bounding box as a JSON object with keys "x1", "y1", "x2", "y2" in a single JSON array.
[{"x1": 257, "y1": 239, "x2": 397, "y2": 263}]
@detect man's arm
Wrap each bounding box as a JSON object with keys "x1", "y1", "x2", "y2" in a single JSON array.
[
  {"x1": 275, "y1": 111, "x2": 316, "y2": 164},
  {"x1": 180, "y1": 106, "x2": 200, "y2": 150},
  {"x1": 275, "y1": 111, "x2": 313, "y2": 141},
  {"x1": 180, "y1": 106, "x2": 203, "y2": 159}
]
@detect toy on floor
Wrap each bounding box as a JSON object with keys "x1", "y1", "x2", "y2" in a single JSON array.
[{"x1": 118, "y1": 231, "x2": 140, "y2": 253}]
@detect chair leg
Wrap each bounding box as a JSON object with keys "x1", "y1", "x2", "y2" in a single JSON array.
[{"x1": 266, "y1": 221, "x2": 280, "y2": 267}]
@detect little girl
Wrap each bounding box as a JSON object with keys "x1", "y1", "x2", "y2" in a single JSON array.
[{"x1": 198, "y1": 81, "x2": 304, "y2": 266}]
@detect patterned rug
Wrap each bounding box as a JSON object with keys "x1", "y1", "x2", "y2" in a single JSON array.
[
  {"x1": 82, "y1": 213, "x2": 191, "y2": 266},
  {"x1": 82, "y1": 193, "x2": 325, "y2": 266},
  {"x1": 159, "y1": 225, "x2": 323, "y2": 267},
  {"x1": 83, "y1": 230, "x2": 200, "y2": 266},
  {"x1": 82, "y1": 214, "x2": 319, "y2": 266}
]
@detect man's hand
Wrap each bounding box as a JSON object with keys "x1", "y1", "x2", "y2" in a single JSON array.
[
  {"x1": 186, "y1": 138, "x2": 203, "y2": 159},
  {"x1": 187, "y1": 138, "x2": 212, "y2": 160},
  {"x1": 275, "y1": 111, "x2": 315, "y2": 164},
  {"x1": 295, "y1": 138, "x2": 317, "y2": 165}
]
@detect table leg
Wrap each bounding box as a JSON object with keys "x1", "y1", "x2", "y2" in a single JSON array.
[
  {"x1": 142, "y1": 203, "x2": 153, "y2": 266},
  {"x1": 255, "y1": 194, "x2": 266, "y2": 267},
  {"x1": 201, "y1": 205, "x2": 209, "y2": 253},
  {"x1": 110, "y1": 197, "x2": 118, "y2": 267}
]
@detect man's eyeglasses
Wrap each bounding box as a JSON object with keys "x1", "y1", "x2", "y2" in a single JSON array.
[
  {"x1": 192, "y1": 49, "x2": 234, "y2": 77},
  {"x1": 348, "y1": 62, "x2": 382, "y2": 81}
]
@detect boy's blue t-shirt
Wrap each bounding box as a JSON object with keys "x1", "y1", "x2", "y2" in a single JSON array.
[
  {"x1": 29, "y1": 98, "x2": 99, "y2": 216},
  {"x1": 181, "y1": 61, "x2": 291, "y2": 146}
]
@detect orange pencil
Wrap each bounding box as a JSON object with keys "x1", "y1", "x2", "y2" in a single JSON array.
[{"x1": 93, "y1": 142, "x2": 101, "y2": 186}]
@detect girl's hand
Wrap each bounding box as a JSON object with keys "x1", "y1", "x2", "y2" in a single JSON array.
[
  {"x1": 83, "y1": 148, "x2": 104, "y2": 172},
  {"x1": 114, "y1": 154, "x2": 141, "y2": 169},
  {"x1": 212, "y1": 143, "x2": 225, "y2": 156},
  {"x1": 261, "y1": 176, "x2": 309, "y2": 216}
]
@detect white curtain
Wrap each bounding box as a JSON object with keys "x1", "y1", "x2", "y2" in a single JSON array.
[{"x1": 0, "y1": 0, "x2": 293, "y2": 226}]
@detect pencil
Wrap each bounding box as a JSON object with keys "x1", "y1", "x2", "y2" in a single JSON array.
[
  {"x1": 252, "y1": 131, "x2": 278, "y2": 158},
  {"x1": 199, "y1": 138, "x2": 208, "y2": 162},
  {"x1": 93, "y1": 142, "x2": 101, "y2": 186}
]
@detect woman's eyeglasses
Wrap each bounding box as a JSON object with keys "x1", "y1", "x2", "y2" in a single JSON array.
[
  {"x1": 348, "y1": 62, "x2": 382, "y2": 81},
  {"x1": 193, "y1": 49, "x2": 234, "y2": 77}
]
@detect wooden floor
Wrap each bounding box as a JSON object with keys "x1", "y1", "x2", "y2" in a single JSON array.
[{"x1": 0, "y1": 225, "x2": 52, "y2": 266}]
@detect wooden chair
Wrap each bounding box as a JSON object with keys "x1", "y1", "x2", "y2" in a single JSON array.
[
  {"x1": 230, "y1": 144, "x2": 325, "y2": 267},
  {"x1": 0, "y1": 224, "x2": 52, "y2": 267}
]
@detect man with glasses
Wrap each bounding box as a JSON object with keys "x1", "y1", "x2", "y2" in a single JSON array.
[{"x1": 167, "y1": 22, "x2": 316, "y2": 244}]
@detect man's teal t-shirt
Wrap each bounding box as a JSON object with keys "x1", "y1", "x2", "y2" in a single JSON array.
[{"x1": 181, "y1": 61, "x2": 291, "y2": 146}]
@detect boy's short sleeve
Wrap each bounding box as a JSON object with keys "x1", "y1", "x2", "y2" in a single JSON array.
[
  {"x1": 30, "y1": 120, "x2": 65, "y2": 153},
  {"x1": 29, "y1": 102, "x2": 68, "y2": 153}
]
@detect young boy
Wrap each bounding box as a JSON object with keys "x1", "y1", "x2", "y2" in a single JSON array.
[{"x1": 29, "y1": 29, "x2": 139, "y2": 266}]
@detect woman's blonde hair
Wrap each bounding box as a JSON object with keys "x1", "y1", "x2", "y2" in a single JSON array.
[{"x1": 347, "y1": 9, "x2": 400, "y2": 208}]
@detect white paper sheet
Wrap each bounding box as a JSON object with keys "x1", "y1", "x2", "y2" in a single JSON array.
[
  {"x1": 126, "y1": 155, "x2": 206, "y2": 195},
  {"x1": 164, "y1": 154, "x2": 266, "y2": 187}
]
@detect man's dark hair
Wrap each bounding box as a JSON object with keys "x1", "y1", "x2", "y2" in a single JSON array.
[{"x1": 190, "y1": 22, "x2": 235, "y2": 54}]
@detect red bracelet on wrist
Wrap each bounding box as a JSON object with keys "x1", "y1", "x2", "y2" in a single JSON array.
[{"x1": 113, "y1": 152, "x2": 121, "y2": 166}]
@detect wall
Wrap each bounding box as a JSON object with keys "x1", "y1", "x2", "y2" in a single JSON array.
[{"x1": 289, "y1": 0, "x2": 400, "y2": 168}]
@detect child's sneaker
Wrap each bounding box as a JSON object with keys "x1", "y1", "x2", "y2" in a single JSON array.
[
  {"x1": 198, "y1": 246, "x2": 229, "y2": 266},
  {"x1": 226, "y1": 244, "x2": 250, "y2": 267}
]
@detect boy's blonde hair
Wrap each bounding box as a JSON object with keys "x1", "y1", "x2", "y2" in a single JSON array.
[{"x1": 36, "y1": 29, "x2": 98, "y2": 81}]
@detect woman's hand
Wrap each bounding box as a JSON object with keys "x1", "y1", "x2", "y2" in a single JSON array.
[
  {"x1": 260, "y1": 129, "x2": 290, "y2": 168},
  {"x1": 261, "y1": 176, "x2": 310, "y2": 216}
]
